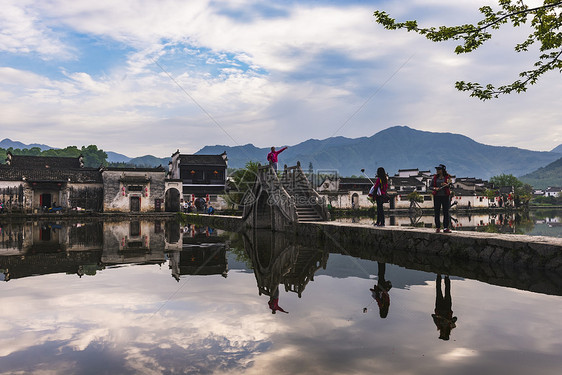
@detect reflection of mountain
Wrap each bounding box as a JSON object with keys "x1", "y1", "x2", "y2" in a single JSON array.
[{"x1": 243, "y1": 230, "x2": 328, "y2": 298}]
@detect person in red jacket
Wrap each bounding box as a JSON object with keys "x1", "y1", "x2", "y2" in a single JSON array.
[{"x1": 267, "y1": 146, "x2": 287, "y2": 171}]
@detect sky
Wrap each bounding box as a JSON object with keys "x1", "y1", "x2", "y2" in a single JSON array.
[{"x1": 1, "y1": 0, "x2": 560, "y2": 158}]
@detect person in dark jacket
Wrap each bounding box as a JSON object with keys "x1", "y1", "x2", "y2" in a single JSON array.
[
  {"x1": 432, "y1": 274, "x2": 457, "y2": 340},
  {"x1": 368, "y1": 167, "x2": 389, "y2": 227},
  {"x1": 431, "y1": 164, "x2": 452, "y2": 233}
]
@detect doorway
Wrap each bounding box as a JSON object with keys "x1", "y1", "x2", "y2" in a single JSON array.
[
  {"x1": 130, "y1": 196, "x2": 141, "y2": 212},
  {"x1": 41, "y1": 193, "x2": 52, "y2": 209}
]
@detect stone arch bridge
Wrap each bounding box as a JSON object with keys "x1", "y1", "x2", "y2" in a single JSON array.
[{"x1": 242, "y1": 162, "x2": 330, "y2": 230}]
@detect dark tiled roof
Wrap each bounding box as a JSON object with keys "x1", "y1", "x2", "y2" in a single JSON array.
[
  {"x1": 0, "y1": 165, "x2": 102, "y2": 183},
  {"x1": 179, "y1": 154, "x2": 227, "y2": 167},
  {"x1": 390, "y1": 176, "x2": 426, "y2": 187},
  {"x1": 102, "y1": 166, "x2": 166, "y2": 172},
  {"x1": 8, "y1": 155, "x2": 81, "y2": 169},
  {"x1": 339, "y1": 177, "x2": 372, "y2": 184},
  {"x1": 450, "y1": 188, "x2": 478, "y2": 196}
]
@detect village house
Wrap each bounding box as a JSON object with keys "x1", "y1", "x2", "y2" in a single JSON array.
[
  {"x1": 389, "y1": 169, "x2": 433, "y2": 209},
  {"x1": 317, "y1": 168, "x2": 495, "y2": 210},
  {"x1": 317, "y1": 176, "x2": 373, "y2": 209},
  {"x1": 0, "y1": 152, "x2": 103, "y2": 212},
  {"x1": 168, "y1": 150, "x2": 229, "y2": 210},
  {"x1": 545, "y1": 186, "x2": 562, "y2": 197},
  {"x1": 0, "y1": 153, "x2": 176, "y2": 213},
  {"x1": 100, "y1": 167, "x2": 167, "y2": 212},
  {"x1": 450, "y1": 177, "x2": 494, "y2": 209}
]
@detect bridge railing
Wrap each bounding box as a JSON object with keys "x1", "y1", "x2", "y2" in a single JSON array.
[
  {"x1": 281, "y1": 162, "x2": 330, "y2": 221},
  {"x1": 256, "y1": 165, "x2": 297, "y2": 224}
]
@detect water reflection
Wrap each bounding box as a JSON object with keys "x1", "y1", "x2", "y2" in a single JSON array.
[
  {"x1": 0, "y1": 220, "x2": 230, "y2": 282},
  {"x1": 368, "y1": 262, "x2": 392, "y2": 318},
  {"x1": 432, "y1": 275, "x2": 458, "y2": 341},
  {"x1": 3, "y1": 219, "x2": 562, "y2": 299},
  {"x1": 242, "y1": 230, "x2": 329, "y2": 314},
  {"x1": 169, "y1": 224, "x2": 228, "y2": 280},
  {"x1": 338, "y1": 208, "x2": 562, "y2": 237},
  {"x1": 1, "y1": 220, "x2": 562, "y2": 374}
]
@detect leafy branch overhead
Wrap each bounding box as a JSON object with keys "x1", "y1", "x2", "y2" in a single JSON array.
[{"x1": 374, "y1": 0, "x2": 562, "y2": 100}]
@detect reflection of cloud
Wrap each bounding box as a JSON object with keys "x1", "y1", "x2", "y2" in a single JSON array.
[
  {"x1": 0, "y1": 269, "x2": 279, "y2": 373},
  {"x1": 439, "y1": 347, "x2": 478, "y2": 362},
  {"x1": 1, "y1": 260, "x2": 562, "y2": 373}
]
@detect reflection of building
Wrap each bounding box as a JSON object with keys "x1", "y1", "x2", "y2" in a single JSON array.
[
  {"x1": 336, "y1": 213, "x2": 518, "y2": 231},
  {"x1": 101, "y1": 221, "x2": 167, "y2": 265},
  {"x1": 167, "y1": 225, "x2": 228, "y2": 281},
  {"x1": 243, "y1": 230, "x2": 328, "y2": 298},
  {"x1": 168, "y1": 151, "x2": 228, "y2": 210},
  {"x1": 0, "y1": 221, "x2": 104, "y2": 280}
]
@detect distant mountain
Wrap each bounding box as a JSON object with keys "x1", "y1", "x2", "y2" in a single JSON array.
[
  {"x1": 551, "y1": 144, "x2": 562, "y2": 153},
  {"x1": 0, "y1": 138, "x2": 53, "y2": 151},
  {"x1": 127, "y1": 155, "x2": 170, "y2": 167},
  {"x1": 196, "y1": 126, "x2": 561, "y2": 179},
  {"x1": 520, "y1": 157, "x2": 562, "y2": 189},
  {"x1": 106, "y1": 151, "x2": 131, "y2": 163}
]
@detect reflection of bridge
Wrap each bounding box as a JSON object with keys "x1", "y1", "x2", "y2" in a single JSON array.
[
  {"x1": 243, "y1": 163, "x2": 330, "y2": 230},
  {"x1": 243, "y1": 230, "x2": 328, "y2": 298}
]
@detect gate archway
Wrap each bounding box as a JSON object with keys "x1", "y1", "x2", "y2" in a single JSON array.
[{"x1": 165, "y1": 188, "x2": 181, "y2": 212}]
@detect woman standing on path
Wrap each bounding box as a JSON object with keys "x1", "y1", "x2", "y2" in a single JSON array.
[
  {"x1": 369, "y1": 167, "x2": 388, "y2": 227},
  {"x1": 432, "y1": 164, "x2": 452, "y2": 233},
  {"x1": 267, "y1": 146, "x2": 288, "y2": 171}
]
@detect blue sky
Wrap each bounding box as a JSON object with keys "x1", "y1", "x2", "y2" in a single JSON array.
[{"x1": 1, "y1": 0, "x2": 560, "y2": 157}]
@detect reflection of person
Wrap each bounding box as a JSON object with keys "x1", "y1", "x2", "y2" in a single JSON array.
[
  {"x1": 267, "y1": 146, "x2": 288, "y2": 172},
  {"x1": 268, "y1": 286, "x2": 288, "y2": 314},
  {"x1": 432, "y1": 164, "x2": 452, "y2": 233},
  {"x1": 370, "y1": 262, "x2": 392, "y2": 318},
  {"x1": 432, "y1": 274, "x2": 457, "y2": 340},
  {"x1": 1, "y1": 268, "x2": 10, "y2": 282},
  {"x1": 368, "y1": 167, "x2": 389, "y2": 227}
]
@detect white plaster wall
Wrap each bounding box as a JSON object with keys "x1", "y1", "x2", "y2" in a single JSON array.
[{"x1": 105, "y1": 183, "x2": 150, "y2": 212}]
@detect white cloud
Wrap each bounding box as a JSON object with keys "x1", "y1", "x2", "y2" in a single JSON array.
[
  {"x1": 0, "y1": 1, "x2": 73, "y2": 58},
  {"x1": 0, "y1": 0, "x2": 560, "y2": 155}
]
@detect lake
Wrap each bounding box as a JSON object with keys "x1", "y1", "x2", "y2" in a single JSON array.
[
  {"x1": 337, "y1": 207, "x2": 562, "y2": 237},
  {"x1": 1, "y1": 218, "x2": 561, "y2": 374}
]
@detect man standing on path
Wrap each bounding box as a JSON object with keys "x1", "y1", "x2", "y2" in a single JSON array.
[{"x1": 267, "y1": 146, "x2": 288, "y2": 171}]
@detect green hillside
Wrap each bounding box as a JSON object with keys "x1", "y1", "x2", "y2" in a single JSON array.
[{"x1": 520, "y1": 157, "x2": 562, "y2": 189}]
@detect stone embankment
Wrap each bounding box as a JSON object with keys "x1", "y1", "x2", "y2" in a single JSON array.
[{"x1": 183, "y1": 214, "x2": 562, "y2": 272}]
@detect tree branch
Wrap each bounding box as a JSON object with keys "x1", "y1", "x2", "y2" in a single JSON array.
[{"x1": 474, "y1": 1, "x2": 562, "y2": 32}]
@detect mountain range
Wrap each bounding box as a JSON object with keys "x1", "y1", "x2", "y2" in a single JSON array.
[
  {"x1": 2, "y1": 126, "x2": 561, "y2": 183},
  {"x1": 197, "y1": 126, "x2": 562, "y2": 180}
]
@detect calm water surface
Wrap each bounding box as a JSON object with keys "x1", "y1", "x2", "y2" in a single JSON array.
[
  {"x1": 338, "y1": 208, "x2": 562, "y2": 237},
  {"x1": 1, "y1": 219, "x2": 561, "y2": 375}
]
